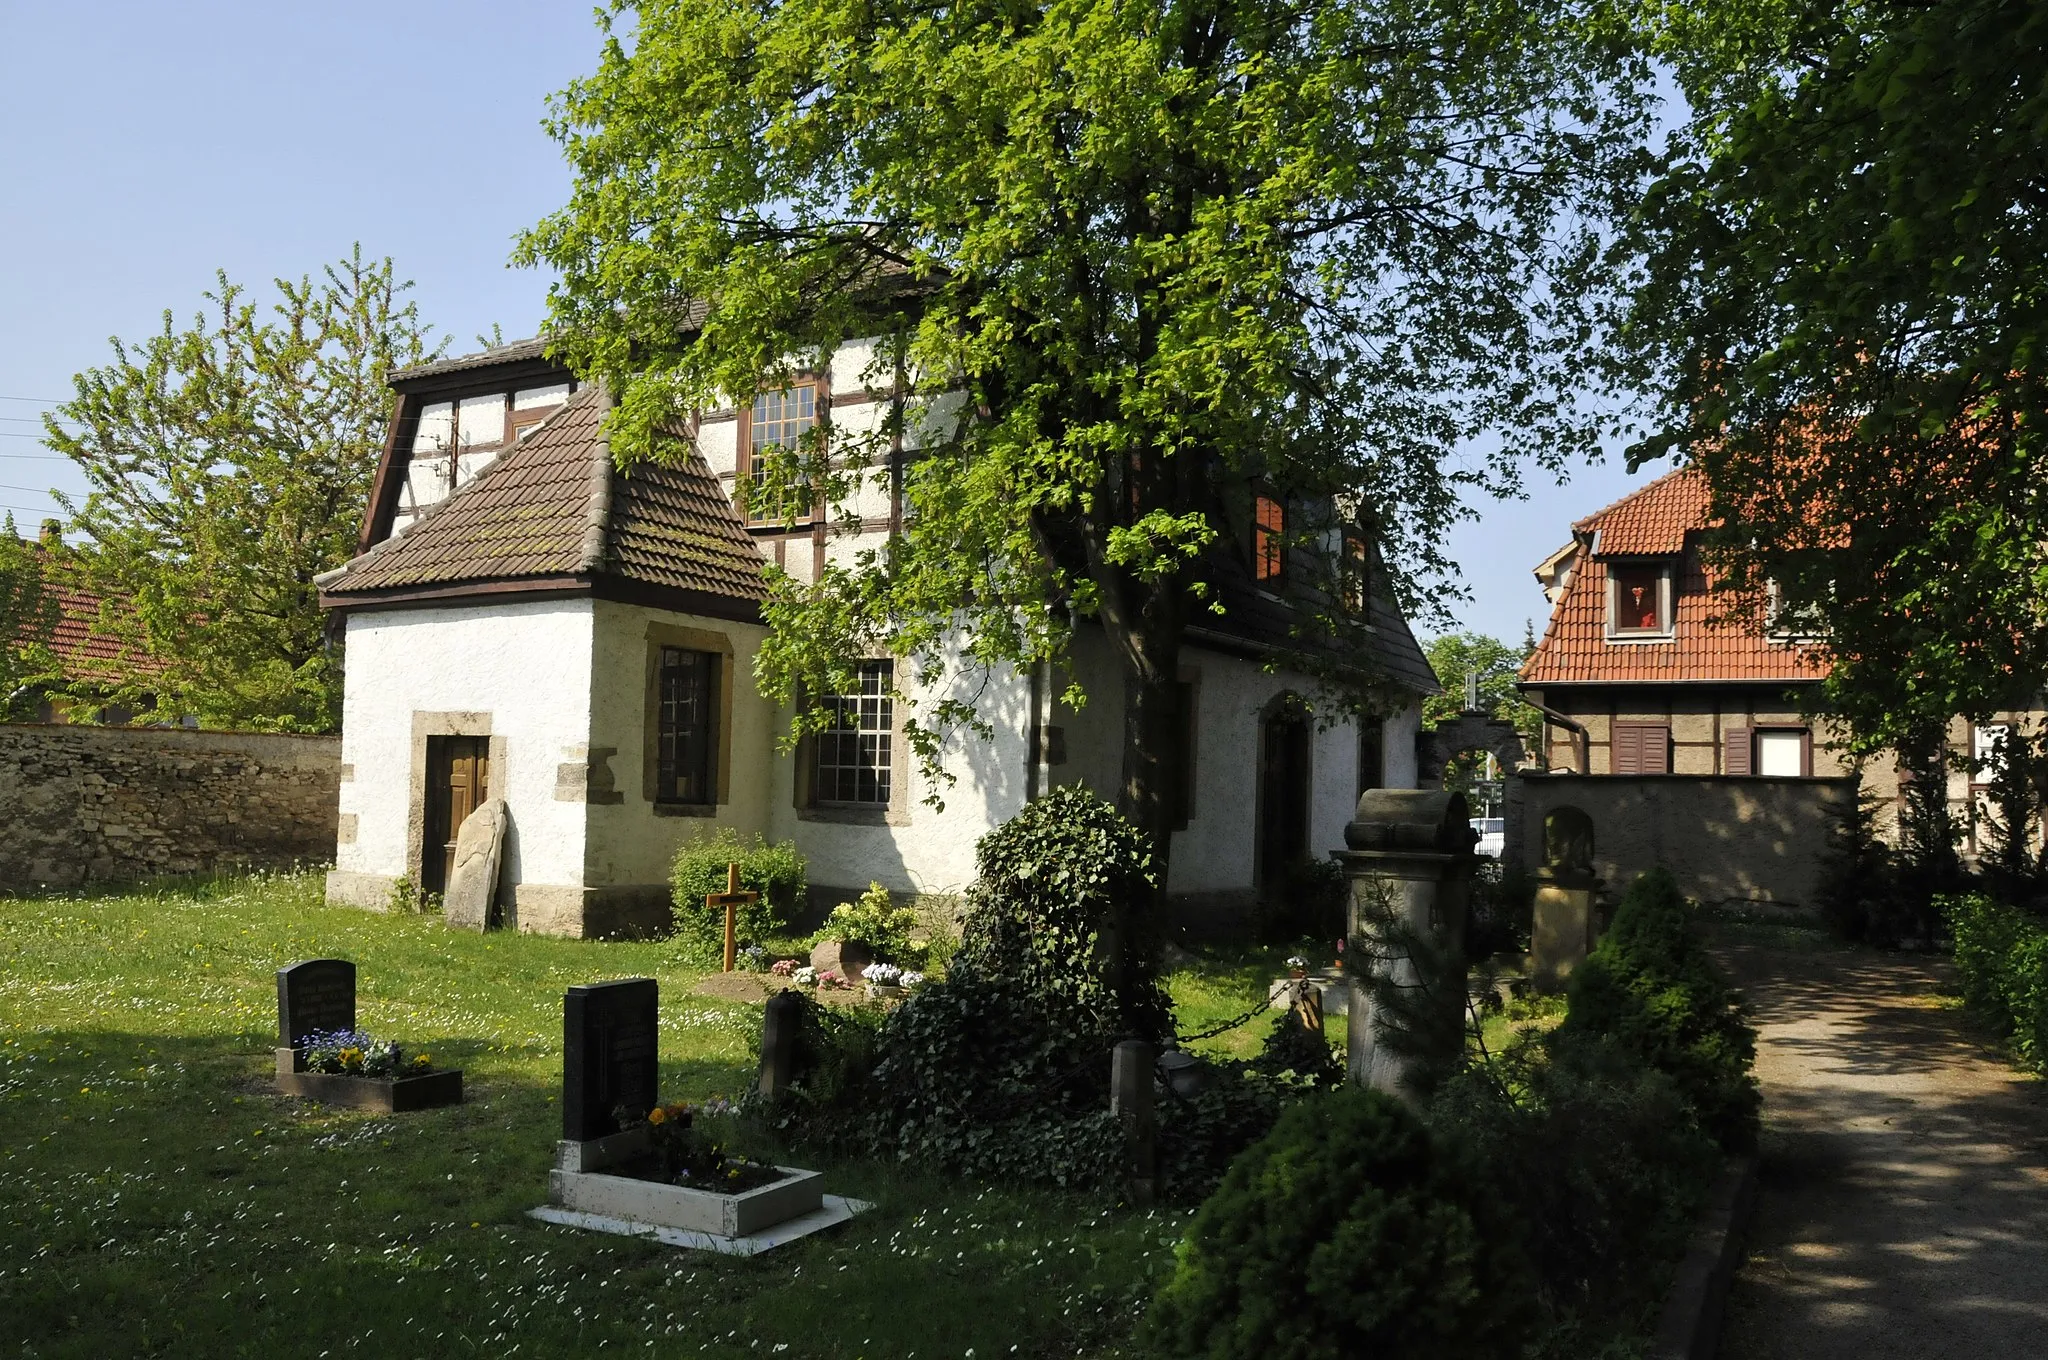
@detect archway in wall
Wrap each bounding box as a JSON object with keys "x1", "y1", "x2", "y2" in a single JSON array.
[{"x1": 1419, "y1": 711, "x2": 1533, "y2": 855}]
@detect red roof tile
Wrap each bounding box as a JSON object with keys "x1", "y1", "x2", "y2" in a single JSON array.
[{"x1": 1521, "y1": 467, "x2": 1830, "y2": 686}]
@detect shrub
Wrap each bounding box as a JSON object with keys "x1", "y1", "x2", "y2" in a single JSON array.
[
  {"x1": 1155, "y1": 1063, "x2": 1288, "y2": 1205},
  {"x1": 1557, "y1": 868, "x2": 1759, "y2": 1151},
  {"x1": 853, "y1": 975, "x2": 1125, "y2": 1189},
  {"x1": 1815, "y1": 769, "x2": 1906, "y2": 945},
  {"x1": 1255, "y1": 857, "x2": 1349, "y2": 945},
  {"x1": 1147, "y1": 1086, "x2": 1532, "y2": 1360},
  {"x1": 669, "y1": 830, "x2": 805, "y2": 964},
  {"x1": 951, "y1": 783, "x2": 1173, "y2": 1043},
  {"x1": 1431, "y1": 1031, "x2": 1718, "y2": 1352},
  {"x1": 1947, "y1": 893, "x2": 2048, "y2": 1071},
  {"x1": 1466, "y1": 858, "x2": 1535, "y2": 961},
  {"x1": 809, "y1": 882, "x2": 926, "y2": 965}
]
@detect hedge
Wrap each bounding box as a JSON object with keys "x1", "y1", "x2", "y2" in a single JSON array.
[{"x1": 1947, "y1": 893, "x2": 2048, "y2": 1072}]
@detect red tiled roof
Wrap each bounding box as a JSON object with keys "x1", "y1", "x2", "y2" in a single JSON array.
[
  {"x1": 7, "y1": 548, "x2": 157, "y2": 677},
  {"x1": 1520, "y1": 467, "x2": 1830, "y2": 686}
]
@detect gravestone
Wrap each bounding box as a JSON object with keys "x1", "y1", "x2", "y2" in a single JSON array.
[
  {"x1": 1111, "y1": 1040, "x2": 1156, "y2": 1206},
  {"x1": 1531, "y1": 806, "x2": 1600, "y2": 991},
  {"x1": 1334, "y1": 789, "x2": 1476, "y2": 1107},
  {"x1": 444, "y1": 798, "x2": 509, "y2": 931},
  {"x1": 807, "y1": 938, "x2": 874, "y2": 981},
  {"x1": 277, "y1": 959, "x2": 356, "y2": 1050},
  {"x1": 562, "y1": 977, "x2": 660, "y2": 1143},
  {"x1": 758, "y1": 990, "x2": 805, "y2": 1099}
]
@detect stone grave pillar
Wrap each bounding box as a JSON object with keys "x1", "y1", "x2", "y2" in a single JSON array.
[
  {"x1": 275, "y1": 958, "x2": 356, "y2": 1076},
  {"x1": 1333, "y1": 789, "x2": 1477, "y2": 1106},
  {"x1": 1530, "y1": 806, "x2": 1600, "y2": 992}
]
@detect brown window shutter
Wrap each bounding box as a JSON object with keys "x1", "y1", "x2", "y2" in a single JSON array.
[
  {"x1": 1724, "y1": 726, "x2": 1752, "y2": 776},
  {"x1": 1800, "y1": 727, "x2": 1813, "y2": 777},
  {"x1": 1613, "y1": 724, "x2": 1640, "y2": 775},
  {"x1": 1642, "y1": 725, "x2": 1670, "y2": 774}
]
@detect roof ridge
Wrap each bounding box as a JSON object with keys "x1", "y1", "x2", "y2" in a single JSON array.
[
  {"x1": 577, "y1": 384, "x2": 615, "y2": 575},
  {"x1": 1569, "y1": 463, "x2": 1699, "y2": 535}
]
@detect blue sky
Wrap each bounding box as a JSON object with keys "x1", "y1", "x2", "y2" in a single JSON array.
[{"x1": 0, "y1": 1, "x2": 1661, "y2": 646}]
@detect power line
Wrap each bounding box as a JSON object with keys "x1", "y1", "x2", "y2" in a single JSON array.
[
  {"x1": 0, "y1": 453, "x2": 74, "y2": 461},
  {"x1": 0, "y1": 395, "x2": 66, "y2": 405},
  {"x1": 0, "y1": 484, "x2": 63, "y2": 496}
]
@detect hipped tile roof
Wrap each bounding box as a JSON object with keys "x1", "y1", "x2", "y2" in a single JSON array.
[
  {"x1": 319, "y1": 386, "x2": 769, "y2": 611},
  {"x1": 1520, "y1": 467, "x2": 1829, "y2": 686}
]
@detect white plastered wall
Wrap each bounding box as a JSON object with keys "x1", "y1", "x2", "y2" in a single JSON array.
[
  {"x1": 581, "y1": 599, "x2": 776, "y2": 889},
  {"x1": 334, "y1": 600, "x2": 596, "y2": 892}
]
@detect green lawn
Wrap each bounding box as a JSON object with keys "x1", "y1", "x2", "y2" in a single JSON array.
[{"x1": 0, "y1": 873, "x2": 1250, "y2": 1358}]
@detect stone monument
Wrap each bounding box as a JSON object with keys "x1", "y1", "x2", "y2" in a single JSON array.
[
  {"x1": 444, "y1": 798, "x2": 508, "y2": 931},
  {"x1": 561, "y1": 977, "x2": 660, "y2": 1145},
  {"x1": 1333, "y1": 789, "x2": 1476, "y2": 1107},
  {"x1": 276, "y1": 958, "x2": 355, "y2": 1060},
  {"x1": 1530, "y1": 806, "x2": 1600, "y2": 991}
]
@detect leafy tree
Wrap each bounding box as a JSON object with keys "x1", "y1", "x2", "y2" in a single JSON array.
[
  {"x1": 1628, "y1": 0, "x2": 2048, "y2": 749},
  {"x1": 1421, "y1": 630, "x2": 1536, "y2": 735},
  {"x1": 42, "y1": 248, "x2": 436, "y2": 731},
  {"x1": 517, "y1": 0, "x2": 1654, "y2": 927},
  {"x1": 0, "y1": 518, "x2": 62, "y2": 722}
]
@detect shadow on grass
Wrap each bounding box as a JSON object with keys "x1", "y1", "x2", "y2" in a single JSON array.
[{"x1": 0, "y1": 1026, "x2": 1176, "y2": 1360}]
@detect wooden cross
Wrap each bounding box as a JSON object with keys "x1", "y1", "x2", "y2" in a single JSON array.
[{"x1": 707, "y1": 862, "x2": 758, "y2": 973}]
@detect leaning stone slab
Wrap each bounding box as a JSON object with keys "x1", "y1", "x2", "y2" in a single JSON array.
[{"x1": 444, "y1": 798, "x2": 508, "y2": 930}]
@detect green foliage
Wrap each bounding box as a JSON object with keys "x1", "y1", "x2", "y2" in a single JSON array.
[
  {"x1": 1432, "y1": 1031, "x2": 1719, "y2": 1353},
  {"x1": 1155, "y1": 1064, "x2": 1289, "y2": 1207},
  {"x1": 1815, "y1": 763, "x2": 1903, "y2": 945},
  {"x1": 810, "y1": 882, "x2": 926, "y2": 966},
  {"x1": 1947, "y1": 893, "x2": 2048, "y2": 1074},
  {"x1": 668, "y1": 829, "x2": 805, "y2": 964},
  {"x1": 1249, "y1": 1008, "x2": 1346, "y2": 1092},
  {"x1": 518, "y1": 0, "x2": 1653, "y2": 863},
  {"x1": 1421, "y1": 631, "x2": 1538, "y2": 737},
  {"x1": 1631, "y1": 0, "x2": 2048, "y2": 750},
  {"x1": 952, "y1": 784, "x2": 1173, "y2": 1043},
  {"x1": 1147, "y1": 1085, "x2": 1532, "y2": 1360},
  {"x1": 1558, "y1": 868, "x2": 1760, "y2": 1151},
  {"x1": 1979, "y1": 727, "x2": 2046, "y2": 901},
  {"x1": 42, "y1": 247, "x2": 437, "y2": 731},
  {"x1": 1466, "y1": 857, "x2": 1536, "y2": 960},
  {"x1": 384, "y1": 874, "x2": 441, "y2": 917},
  {"x1": 1255, "y1": 856, "x2": 1348, "y2": 946},
  {"x1": 0, "y1": 520, "x2": 62, "y2": 721}
]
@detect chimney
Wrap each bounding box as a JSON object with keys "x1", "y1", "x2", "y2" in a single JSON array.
[{"x1": 38, "y1": 518, "x2": 62, "y2": 547}]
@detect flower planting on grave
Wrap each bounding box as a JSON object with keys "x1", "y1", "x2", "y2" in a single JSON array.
[
  {"x1": 808, "y1": 882, "x2": 928, "y2": 968},
  {"x1": 617, "y1": 1100, "x2": 787, "y2": 1193},
  {"x1": 298, "y1": 1028, "x2": 437, "y2": 1078}
]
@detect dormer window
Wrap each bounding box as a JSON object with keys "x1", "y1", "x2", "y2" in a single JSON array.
[{"x1": 1606, "y1": 560, "x2": 1673, "y2": 639}]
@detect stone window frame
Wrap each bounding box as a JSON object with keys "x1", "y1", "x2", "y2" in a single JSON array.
[
  {"x1": 406, "y1": 712, "x2": 506, "y2": 890},
  {"x1": 794, "y1": 658, "x2": 912, "y2": 827},
  {"x1": 640, "y1": 622, "x2": 737, "y2": 818}
]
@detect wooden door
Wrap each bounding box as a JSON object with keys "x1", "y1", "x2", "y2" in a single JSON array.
[
  {"x1": 424, "y1": 736, "x2": 490, "y2": 895},
  {"x1": 1258, "y1": 708, "x2": 1312, "y2": 886}
]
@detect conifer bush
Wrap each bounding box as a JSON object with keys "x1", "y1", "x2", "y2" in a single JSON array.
[
  {"x1": 1147, "y1": 1086, "x2": 1531, "y2": 1360},
  {"x1": 1557, "y1": 868, "x2": 1760, "y2": 1150}
]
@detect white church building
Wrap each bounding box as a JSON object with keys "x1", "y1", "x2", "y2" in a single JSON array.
[{"x1": 318, "y1": 338, "x2": 1436, "y2": 938}]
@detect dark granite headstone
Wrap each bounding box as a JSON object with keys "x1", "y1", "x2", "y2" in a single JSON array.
[
  {"x1": 562, "y1": 977, "x2": 660, "y2": 1142},
  {"x1": 758, "y1": 990, "x2": 805, "y2": 1099},
  {"x1": 277, "y1": 959, "x2": 356, "y2": 1049}
]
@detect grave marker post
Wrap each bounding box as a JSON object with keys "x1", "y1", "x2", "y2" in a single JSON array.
[
  {"x1": 1111, "y1": 1039, "x2": 1156, "y2": 1207},
  {"x1": 706, "y1": 862, "x2": 758, "y2": 973},
  {"x1": 758, "y1": 990, "x2": 804, "y2": 1099}
]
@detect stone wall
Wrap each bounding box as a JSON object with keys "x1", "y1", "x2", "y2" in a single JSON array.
[
  {"x1": 1514, "y1": 772, "x2": 1854, "y2": 910},
  {"x1": 0, "y1": 724, "x2": 340, "y2": 891}
]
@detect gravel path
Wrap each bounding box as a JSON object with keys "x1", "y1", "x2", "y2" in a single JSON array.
[{"x1": 1713, "y1": 929, "x2": 2048, "y2": 1359}]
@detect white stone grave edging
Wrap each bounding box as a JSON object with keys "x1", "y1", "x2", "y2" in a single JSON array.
[{"x1": 525, "y1": 1196, "x2": 871, "y2": 1257}]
